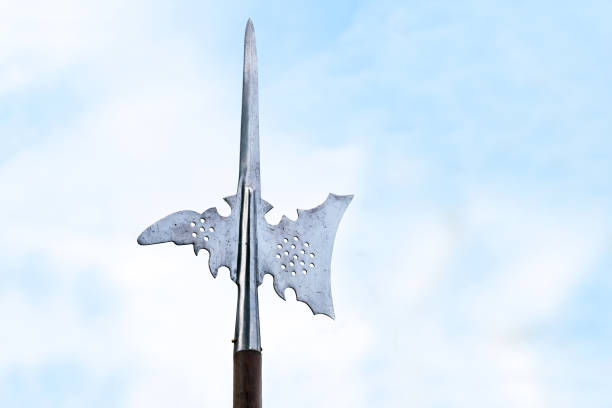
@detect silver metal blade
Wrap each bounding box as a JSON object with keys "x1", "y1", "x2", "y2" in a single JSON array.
[
  {"x1": 136, "y1": 19, "x2": 354, "y2": 357},
  {"x1": 238, "y1": 18, "x2": 260, "y2": 193},
  {"x1": 258, "y1": 194, "x2": 353, "y2": 318},
  {"x1": 137, "y1": 196, "x2": 240, "y2": 281}
]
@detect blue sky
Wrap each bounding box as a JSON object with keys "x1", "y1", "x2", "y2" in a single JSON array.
[{"x1": 1, "y1": 1, "x2": 611, "y2": 407}]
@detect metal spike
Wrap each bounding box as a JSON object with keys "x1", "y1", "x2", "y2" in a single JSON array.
[
  {"x1": 239, "y1": 18, "x2": 260, "y2": 193},
  {"x1": 234, "y1": 20, "x2": 262, "y2": 352}
]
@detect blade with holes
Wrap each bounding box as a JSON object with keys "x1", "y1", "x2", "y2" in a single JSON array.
[
  {"x1": 136, "y1": 19, "x2": 353, "y2": 356},
  {"x1": 137, "y1": 196, "x2": 240, "y2": 281},
  {"x1": 258, "y1": 193, "x2": 353, "y2": 318}
]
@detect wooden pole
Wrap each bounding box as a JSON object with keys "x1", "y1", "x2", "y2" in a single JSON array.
[{"x1": 233, "y1": 350, "x2": 262, "y2": 408}]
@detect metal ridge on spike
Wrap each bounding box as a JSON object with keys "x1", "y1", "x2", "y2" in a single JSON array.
[{"x1": 136, "y1": 19, "x2": 353, "y2": 408}]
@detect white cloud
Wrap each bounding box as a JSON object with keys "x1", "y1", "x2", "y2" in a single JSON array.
[{"x1": 0, "y1": 0, "x2": 121, "y2": 93}]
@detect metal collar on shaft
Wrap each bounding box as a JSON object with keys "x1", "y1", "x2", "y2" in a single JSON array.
[{"x1": 234, "y1": 184, "x2": 261, "y2": 352}]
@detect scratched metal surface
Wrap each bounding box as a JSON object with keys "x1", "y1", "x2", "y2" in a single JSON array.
[
  {"x1": 258, "y1": 194, "x2": 352, "y2": 318},
  {"x1": 137, "y1": 195, "x2": 239, "y2": 281}
]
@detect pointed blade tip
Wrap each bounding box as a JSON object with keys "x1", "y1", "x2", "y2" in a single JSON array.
[{"x1": 244, "y1": 18, "x2": 256, "y2": 48}]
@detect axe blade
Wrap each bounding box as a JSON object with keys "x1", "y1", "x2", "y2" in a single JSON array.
[{"x1": 258, "y1": 193, "x2": 353, "y2": 318}]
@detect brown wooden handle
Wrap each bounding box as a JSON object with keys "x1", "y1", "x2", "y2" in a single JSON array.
[{"x1": 233, "y1": 350, "x2": 262, "y2": 408}]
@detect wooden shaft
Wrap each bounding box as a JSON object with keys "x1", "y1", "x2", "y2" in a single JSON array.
[{"x1": 233, "y1": 350, "x2": 262, "y2": 408}]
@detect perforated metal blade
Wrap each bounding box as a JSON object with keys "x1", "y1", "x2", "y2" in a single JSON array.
[
  {"x1": 136, "y1": 193, "x2": 351, "y2": 318},
  {"x1": 137, "y1": 195, "x2": 240, "y2": 281},
  {"x1": 259, "y1": 194, "x2": 353, "y2": 317},
  {"x1": 137, "y1": 19, "x2": 353, "y2": 351}
]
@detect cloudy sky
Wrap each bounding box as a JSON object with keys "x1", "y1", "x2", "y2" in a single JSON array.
[{"x1": 1, "y1": 1, "x2": 611, "y2": 407}]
